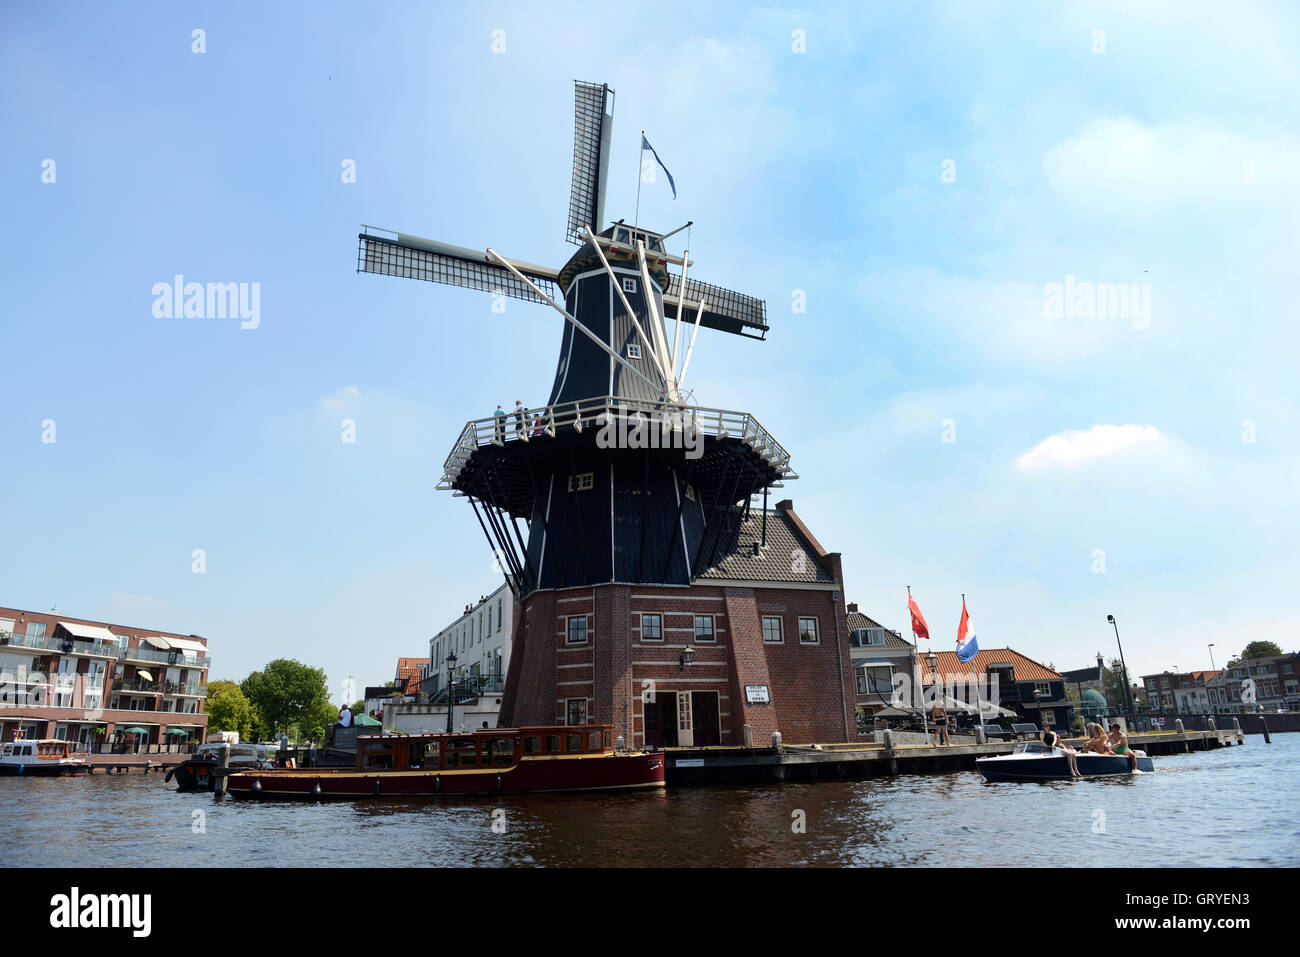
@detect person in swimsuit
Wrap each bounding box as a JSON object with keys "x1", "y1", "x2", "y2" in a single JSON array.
[
  {"x1": 930, "y1": 702, "x2": 950, "y2": 747},
  {"x1": 1042, "y1": 726, "x2": 1081, "y2": 777},
  {"x1": 1107, "y1": 722, "x2": 1138, "y2": 771}
]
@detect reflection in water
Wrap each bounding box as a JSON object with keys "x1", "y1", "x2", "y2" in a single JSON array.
[{"x1": 1, "y1": 737, "x2": 1296, "y2": 867}]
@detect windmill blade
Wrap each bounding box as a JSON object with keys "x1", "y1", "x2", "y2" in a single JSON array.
[
  {"x1": 662, "y1": 275, "x2": 768, "y2": 339},
  {"x1": 358, "y1": 228, "x2": 559, "y2": 304},
  {"x1": 566, "y1": 81, "x2": 613, "y2": 245}
]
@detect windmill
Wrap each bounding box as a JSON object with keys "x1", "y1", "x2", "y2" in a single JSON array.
[{"x1": 355, "y1": 80, "x2": 796, "y2": 598}]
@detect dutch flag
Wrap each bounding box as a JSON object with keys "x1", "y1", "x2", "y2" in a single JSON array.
[{"x1": 956, "y1": 597, "x2": 979, "y2": 664}]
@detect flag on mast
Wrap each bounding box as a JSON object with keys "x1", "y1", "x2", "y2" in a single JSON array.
[
  {"x1": 641, "y1": 134, "x2": 677, "y2": 199},
  {"x1": 956, "y1": 595, "x2": 979, "y2": 663},
  {"x1": 907, "y1": 590, "x2": 930, "y2": 640}
]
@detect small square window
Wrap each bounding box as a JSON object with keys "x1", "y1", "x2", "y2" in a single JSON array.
[
  {"x1": 568, "y1": 472, "x2": 594, "y2": 492},
  {"x1": 567, "y1": 616, "x2": 587, "y2": 644},
  {"x1": 627, "y1": 343, "x2": 641, "y2": 359},
  {"x1": 799, "y1": 617, "x2": 819, "y2": 643},
  {"x1": 694, "y1": 615, "x2": 715, "y2": 642},
  {"x1": 622, "y1": 277, "x2": 637, "y2": 293},
  {"x1": 641, "y1": 614, "x2": 663, "y2": 641},
  {"x1": 762, "y1": 616, "x2": 783, "y2": 643}
]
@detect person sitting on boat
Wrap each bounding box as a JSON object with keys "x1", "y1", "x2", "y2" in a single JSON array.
[
  {"x1": 337, "y1": 704, "x2": 353, "y2": 728},
  {"x1": 1107, "y1": 722, "x2": 1139, "y2": 771},
  {"x1": 1081, "y1": 723, "x2": 1111, "y2": 754},
  {"x1": 930, "y1": 702, "x2": 950, "y2": 747},
  {"x1": 1041, "y1": 726, "x2": 1081, "y2": 778}
]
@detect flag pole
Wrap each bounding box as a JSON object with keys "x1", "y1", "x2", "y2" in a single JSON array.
[
  {"x1": 634, "y1": 130, "x2": 645, "y2": 233},
  {"x1": 910, "y1": 585, "x2": 929, "y2": 741},
  {"x1": 964, "y1": 592, "x2": 987, "y2": 734}
]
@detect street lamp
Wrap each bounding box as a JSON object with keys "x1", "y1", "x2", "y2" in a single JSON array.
[
  {"x1": 679, "y1": 647, "x2": 694, "y2": 672},
  {"x1": 1106, "y1": 615, "x2": 1136, "y2": 730},
  {"x1": 445, "y1": 652, "x2": 458, "y2": 734},
  {"x1": 1208, "y1": 643, "x2": 1216, "y2": 672}
]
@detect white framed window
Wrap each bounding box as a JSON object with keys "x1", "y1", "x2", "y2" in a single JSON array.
[
  {"x1": 762, "y1": 616, "x2": 783, "y2": 643},
  {"x1": 798, "y1": 617, "x2": 819, "y2": 644},
  {"x1": 627, "y1": 343, "x2": 641, "y2": 359},
  {"x1": 694, "y1": 615, "x2": 715, "y2": 643},
  {"x1": 566, "y1": 616, "x2": 588, "y2": 644},
  {"x1": 640, "y1": 614, "x2": 663, "y2": 641},
  {"x1": 568, "y1": 472, "x2": 594, "y2": 492},
  {"x1": 622, "y1": 277, "x2": 637, "y2": 294}
]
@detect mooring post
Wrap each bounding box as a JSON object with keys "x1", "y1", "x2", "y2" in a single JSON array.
[
  {"x1": 1261, "y1": 716, "x2": 1272, "y2": 744},
  {"x1": 743, "y1": 724, "x2": 752, "y2": 748},
  {"x1": 214, "y1": 747, "x2": 230, "y2": 799}
]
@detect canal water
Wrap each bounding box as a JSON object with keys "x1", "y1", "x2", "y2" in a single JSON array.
[{"x1": 3, "y1": 735, "x2": 1296, "y2": 867}]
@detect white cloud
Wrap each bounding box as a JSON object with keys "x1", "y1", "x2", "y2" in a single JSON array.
[
  {"x1": 1016, "y1": 424, "x2": 1163, "y2": 470},
  {"x1": 320, "y1": 385, "x2": 362, "y2": 411},
  {"x1": 1043, "y1": 116, "x2": 1300, "y2": 209}
]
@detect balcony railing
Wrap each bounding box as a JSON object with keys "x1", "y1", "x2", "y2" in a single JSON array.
[
  {"x1": 0, "y1": 632, "x2": 209, "y2": 670},
  {"x1": 437, "y1": 396, "x2": 798, "y2": 490}
]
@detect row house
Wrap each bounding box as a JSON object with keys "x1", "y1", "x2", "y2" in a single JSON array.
[
  {"x1": 846, "y1": 604, "x2": 915, "y2": 728},
  {"x1": 1204, "y1": 654, "x2": 1299, "y2": 713},
  {"x1": 1142, "y1": 670, "x2": 1220, "y2": 713},
  {"x1": 0, "y1": 605, "x2": 210, "y2": 753}
]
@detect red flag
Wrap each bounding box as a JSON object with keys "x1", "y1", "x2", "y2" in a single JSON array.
[{"x1": 908, "y1": 592, "x2": 930, "y2": 640}]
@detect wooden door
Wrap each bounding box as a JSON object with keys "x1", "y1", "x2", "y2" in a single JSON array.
[{"x1": 692, "y1": 692, "x2": 719, "y2": 746}]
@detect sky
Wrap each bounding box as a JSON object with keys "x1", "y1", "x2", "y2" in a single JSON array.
[{"x1": 2, "y1": 1, "x2": 1297, "y2": 700}]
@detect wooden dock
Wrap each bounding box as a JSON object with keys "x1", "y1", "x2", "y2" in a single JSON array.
[{"x1": 662, "y1": 728, "x2": 1245, "y2": 786}]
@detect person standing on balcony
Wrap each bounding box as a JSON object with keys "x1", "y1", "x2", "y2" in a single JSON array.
[
  {"x1": 494, "y1": 404, "x2": 506, "y2": 442},
  {"x1": 514, "y1": 400, "x2": 526, "y2": 437}
]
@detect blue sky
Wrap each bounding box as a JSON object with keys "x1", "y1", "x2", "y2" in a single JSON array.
[{"x1": 2, "y1": 1, "x2": 1297, "y2": 698}]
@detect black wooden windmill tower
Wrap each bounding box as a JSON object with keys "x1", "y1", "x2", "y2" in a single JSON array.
[{"x1": 356, "y1": 79, "x2": 796, "y2": 610}]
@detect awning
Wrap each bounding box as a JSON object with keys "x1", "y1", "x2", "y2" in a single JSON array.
[
  {"x1": 136, "y1": 670, "x2": 154, "y2": 682},
  {"x1": 143, "y1": 636, "x2": 171, "y2": 650},
  {"x1": 58, "y1": 621, "x2": 117, "y2": 642},
  {"x1": 164, "y1": 637, "x2": 207, "y2": 654}
]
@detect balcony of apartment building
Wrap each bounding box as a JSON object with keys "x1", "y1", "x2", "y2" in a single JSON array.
[{"x1": 425, "y1": 672, "x2": 506, "y2": 705}]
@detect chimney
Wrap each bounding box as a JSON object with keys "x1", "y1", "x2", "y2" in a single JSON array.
[
  {"x1": 775, "y1": 499, "x2": 793, "y2": 511},
  {"x1": 847, "y1": 603, "x2": 858, "y2": 613}
]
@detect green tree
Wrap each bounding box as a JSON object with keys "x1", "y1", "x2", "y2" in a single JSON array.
[
  {"x1": 206, "y1": 680, "x2": 257, "y2": 741},
  {"x1": 1228, "y1": 640, "x2": 1283, "y2": 666},
  {"x1": 240, "y1": 660, "x2": 332, "y2": 743}
]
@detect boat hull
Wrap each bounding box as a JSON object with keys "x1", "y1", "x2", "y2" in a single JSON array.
[
  {"x1": 0, "y1": 761, "x2": 88, "y2": 777},
  {"x1": 225, "y1": 752, "x2": 666, "y2": 799},
  {"x1": 165, "y1": 758, "x2": 220, "y2": 792},
  {"x1": 977, "y1": 751, "x2": 1153, "y2": 782}
]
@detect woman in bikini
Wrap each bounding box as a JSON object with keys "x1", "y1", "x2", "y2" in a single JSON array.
[{"x1": 1041, "y1": 725, "x2": 1081, "y2": 777}]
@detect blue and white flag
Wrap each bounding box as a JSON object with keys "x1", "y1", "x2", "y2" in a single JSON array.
[
  {"x1": 956, "y1": 597, "x2": 979, "y2": 663},
  {"x1": 641, "y1": 134, "x2": 677, "y2": 199}
]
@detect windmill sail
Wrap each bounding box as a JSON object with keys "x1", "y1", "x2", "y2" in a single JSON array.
[
  {"x1": 662, "y1": 274, "x2": 768, "y2": 339},
  {"x1": 566, "y1": 81, "x2": 613, "y2": 245},
  {"x1": 358, "y1": 229, "x2": 559, "y2": 304}
]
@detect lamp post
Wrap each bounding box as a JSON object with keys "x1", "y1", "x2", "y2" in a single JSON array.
[
  {"x1": 925, "y1": 651, "x2": 938, "y2": 740},
  {"x1": 1208, "y1": 643, "x2": 1216, "y2": 672},
  {"x1": 1106, "y1": 615, "x2": 1136, "y2": 730},
  {"x1": 445, "y1": 652, "x2": 458, "y2": 734}
]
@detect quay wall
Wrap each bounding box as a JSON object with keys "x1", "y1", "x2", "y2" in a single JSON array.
[{"x1": 1143, "y1": 712, "x2": 1299, "y2": 735}]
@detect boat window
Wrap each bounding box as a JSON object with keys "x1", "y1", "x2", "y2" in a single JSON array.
[
  {"x1": 444, "y1": 740, "x2": 479, "y2": 768},
  {"x1": 566, "y1": 734, "x2": 582, "y2": 753},
  {"x1": 490, "y1": 738, "x2": 514, "y2": 767},
  {"x1": 524, "y1": 736, "x2": 542, "y2": 754},
  {"x1": 546, "y1": 735, "x2": 562, "y2": 754},
  {"x1": 588, "y1": 731, "x2": 601, "y2": 751}
]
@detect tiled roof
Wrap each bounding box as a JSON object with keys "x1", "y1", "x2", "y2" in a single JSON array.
[
  {"x1": 396, "y1": 657, "x2": 429, "y2": 694},
  {"x1": 916, "y1": 648, "x2": 1063, "y2": 682},
  {"x1": 695, "y1": 507, "x2": 835, "y2": 584},
  {"x1": 846, "y1": 610, "x2": 912, "y2": 649}
]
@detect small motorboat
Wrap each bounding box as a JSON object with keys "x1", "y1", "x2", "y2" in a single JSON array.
[
  {"x1": 0, "y1": 738, "x2": 88, "y2": 776},
  {"x1": 976, "y1": 741, "x2": 1153, "y2": 782},
  {"x1": 165, "y1": 742, "x2": 283, "y2": 792}
]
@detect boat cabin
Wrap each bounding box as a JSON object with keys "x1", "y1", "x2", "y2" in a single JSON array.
[
  {"x1": 1, "y1": 739, "x2": 74, "y2": 761},
  {"x1": 356, "y1": 725, "x2": 615, "y2": 771}
]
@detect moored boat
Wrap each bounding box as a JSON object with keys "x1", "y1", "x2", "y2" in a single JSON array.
[
  {"x1": 224, "y1": 725, "x2": 664, "y2": 799},
  {"x1": 976, "y1": 741, "x2": 1153, "y2": 782},
  {"x1": 165, "y1": 742, "x2": 284, "y2": 792},
  {"x1": 0, "y1": 738, "x2": 88, "y2": 776}
]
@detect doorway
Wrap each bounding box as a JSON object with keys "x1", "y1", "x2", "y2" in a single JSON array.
[
  {"x1": 643, "y1": 692, "x2": 679, "y2": 749},
  {"x1": 692, "y1": 692, "x2": 720, "y2": 746}
]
